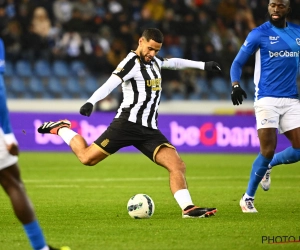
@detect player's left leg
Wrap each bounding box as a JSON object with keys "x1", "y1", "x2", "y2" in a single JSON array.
[
  {"x1": 261, "y1": 100, "x2": 300, "y2": 191},
  {"x1": 0, "y1": 163, "x2": 36, "y2": 224},
  {"x1": 261, "y1": 128, "x2": 300, "y2": 191},
  {"x1": 0, "y1": 164, "x2": 70, "y2": 250},
  {"x1": 155, "y1": 147, "x2": 217, "y2": 218},
  {"x1": 270, "y1": 128, "x2": 300, "y2": 167},
  {"x1": 155, "y1": 147, "x2": 186, "y2": 194}
]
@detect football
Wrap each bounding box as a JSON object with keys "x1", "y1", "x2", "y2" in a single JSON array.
[{"x1": 127, "y1": 194, "x2": 155, "y2": 219}]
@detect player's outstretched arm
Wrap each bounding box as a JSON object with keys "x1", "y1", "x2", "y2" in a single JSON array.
[
  {"x1": 161, "y1": 58, "x2": 222, "y2": 73},
  {"x1": 79, "y1": 74, "x2": 122, "y2": 117}
]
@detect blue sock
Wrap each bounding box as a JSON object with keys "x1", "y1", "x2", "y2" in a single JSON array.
[
  {"x1": 270, "y1": 147, "x2": 300, "y2": 167},
  {"x1": 246, "y1": 153, "x2": 272, "y2": 197},
  {"x1": 23, "y1": 220, "x2": 47, "y2": 250}
]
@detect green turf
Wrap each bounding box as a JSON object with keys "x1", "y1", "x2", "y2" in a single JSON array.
[{"x1": 0, "y1": 152, "x2": 300, "y2": 250}]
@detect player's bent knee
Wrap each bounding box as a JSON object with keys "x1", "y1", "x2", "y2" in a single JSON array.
[
  {"x1": 77, "y1": 154, "x2": 98, "y2": 166},
  {"x1": 168, "y1": 160, "x2": 186, "y2": 174}
]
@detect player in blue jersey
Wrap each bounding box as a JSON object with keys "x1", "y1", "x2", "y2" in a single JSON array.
[
  {"x1": 230, "y1": 0, "x2": 300, "y2": 212},
  {"x1": 0, "y1": 39, "x2": 70, "y2": 250}
]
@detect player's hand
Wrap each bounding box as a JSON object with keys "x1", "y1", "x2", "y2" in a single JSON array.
[
  {"x1": 80, "y1": 102, "x2": 94, "y2": 117},
  {"x1": 204, "y1": 61, "x2": 222, "y2": 72},
  {"x1": 7, "y1": 143, "x2": 19, "y2": 156},
  {"x1": 231, "y1": 84, "x2": 247, "y2": 105}
]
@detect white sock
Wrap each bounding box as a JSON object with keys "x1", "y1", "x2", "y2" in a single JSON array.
[
  {"x1": 58, "y1": 127, "x2": 78, "y2": 145},
  {"x1": 174, "y1": 189, "x2": 194, "y2": 210},
  {"x1": 39, "y1": 246, "x2": 49, "y2": 250},
  {"x1": 243, "y1": 193, "x2": 254, "y2": 200}
]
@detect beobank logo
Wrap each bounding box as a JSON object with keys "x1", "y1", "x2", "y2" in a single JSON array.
[
  {"x1": 170, "y1": 121, "x2": 259, "y2": 147},
  {"x1": 269, "y1": 50, "x2": 299, "y2": 58},
  {"x1": 34, "y1": 120, "x2": 108, "y2": 145},
  {"x1": 34, "y1": 119, "x2": 260, "y2": 149}
]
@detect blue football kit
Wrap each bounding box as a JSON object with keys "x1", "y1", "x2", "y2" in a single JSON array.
[
  {"x1": 0, "y1": 38, "x2": 13, "y2": 135},
  {"x1": 231, "y1": 21, "x2": 300, "y2": 101},
  {"x1": 231, "y1": 22, "x2": 300, "y2": 203},
  {"x1": 0, "y1": 38, "x2": 51, "y2": 250}
]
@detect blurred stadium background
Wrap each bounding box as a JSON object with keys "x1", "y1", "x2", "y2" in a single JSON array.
[
  {"x1": 2, "y1": 0, "x2": 299, "y2": 106},
  {"x1": 2, "y1": 0, "x2": 300, "y2": 153}
]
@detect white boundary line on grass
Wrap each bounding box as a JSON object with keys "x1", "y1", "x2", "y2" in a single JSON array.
[{"x1": 24, "y1": 175, "x2": 300, "y2": 183}]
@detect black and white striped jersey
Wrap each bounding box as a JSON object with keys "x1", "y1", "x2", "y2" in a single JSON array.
[
  {"x1": 111, "y1": 51, "x2": 204, "y2": 129},
  {"x1": 113, "y1": 51, "x2": 164, "y2": 129}
]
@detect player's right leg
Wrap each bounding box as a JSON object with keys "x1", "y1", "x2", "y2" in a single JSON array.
[
  {"x1": 38, "y1": 120, "x2": 71, "y2": 135},
  {"x1": 242, "y1": 101, "x2": 278, "y2": 212},
  {"x1": 38, "y1": 119, "x2": 108, "y2": 166}
]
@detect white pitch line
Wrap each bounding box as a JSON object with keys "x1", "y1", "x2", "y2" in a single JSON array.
[
  {"x1": 24, "y1": 175, "x2": 300, "y2": 183},
  {"x1": 30, "y1": 185, "x2": 300, "y2": 190}
]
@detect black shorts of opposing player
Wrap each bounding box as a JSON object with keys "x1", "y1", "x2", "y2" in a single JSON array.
[{"x1": 94, "y1": 118, "x2": 175, "y2": 162}]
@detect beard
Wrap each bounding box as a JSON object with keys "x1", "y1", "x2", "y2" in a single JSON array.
[
  {"x1": 139, "y1": 52, "x2": 152, "y2": 64},
  {"x1": 268, "y1": 13, "x2": 288, "y2": 27}
]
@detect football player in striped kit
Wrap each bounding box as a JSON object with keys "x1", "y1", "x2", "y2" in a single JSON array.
[
  {"x1": 230, "y1": 0, "x2": 300, "y2": 212},
  {"x1": 38, "y1": 28, "x2": 222, "y2": 218}
]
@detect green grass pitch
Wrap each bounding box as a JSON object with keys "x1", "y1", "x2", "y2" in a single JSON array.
[{"x1": 0, "y1": 152, "x2": 299, "y2": 250}]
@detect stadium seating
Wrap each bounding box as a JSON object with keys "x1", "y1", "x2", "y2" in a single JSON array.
[
  {"x1": 4, "y1": 61, "x2": 14, "y2": 76},
  {"x1": 3, "y1": 59, "x2": 266, "y2": 101},
  {"x1": 65, "y1": 77, "x2": 83, "y2": 98},
  {"x1": 9, "y1": 76, "x2": 30, "y2": 98},
  {"x1": 47, "y1": 76, "x2": 68, "y2": 99},
  {"x1": 34, "y1": 59, "x2": 52, "y2": 77},
  {"x1": 168, "y1": 45, "x2": 184, "y2": 58},
  {"x1": 70, "y1": 60, "x2": 87, "y2": 77},
  {"x1": 171, "y1": 92, "x2": 185, "y2": 100},
  {"x1": 85, "y1": 76, "x2": 99, "y2": 96},
  {"x1": 196, "y1": 77, "x2": 210, "y2": 99},
  {"x1": 210, "y1": 77, "x2": 230, "y2": 100},
  {"x1": 28, "y1": 77, "x2": 44, "y2": 97},
  {"x1": 15, "y1": 60, "x2": 32, "y2": 77},
  {"x1": 52, "y1": 60, "x2": 70, "y2": 78},
  {"x1": 188, "y1": 92, "x2": 201, "y2": 100}
]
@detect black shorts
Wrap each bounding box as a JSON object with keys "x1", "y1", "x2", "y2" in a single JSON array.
[{"x1": 94, "y1": 118, "x2": 175, "y2": 162}]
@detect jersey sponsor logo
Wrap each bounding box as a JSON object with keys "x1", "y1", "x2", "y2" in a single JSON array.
[
  {"x1": 269, "y1": 36, "x2": 280, "y2": 44},
  {"x1": 269, "y1": 36, "x2": 280, "y2": 41},
  {"x1": 269, "y1": 50, "x2": 299, "y2": 58},
  {"x1": 146, "y1": 78, "x2": 162, "y2": 91},
  {"x1": 296, "y1": 38, "x2": 300, "y2": 46},
  {"x1": 243, "y1": 40, "x2": 248, "y2": 46},
  {"x1": 101, "y1": 139, "x2": 109, "y2": 147}
]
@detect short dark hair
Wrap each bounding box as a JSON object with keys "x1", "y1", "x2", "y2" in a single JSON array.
[{"x1": 142, "y1": 28, "x2": 164, "y2": 43}]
